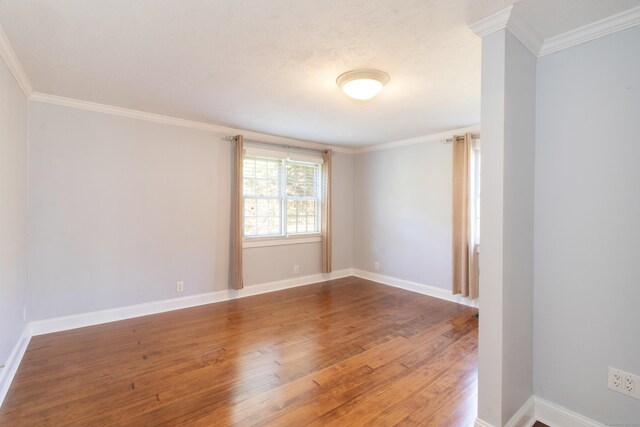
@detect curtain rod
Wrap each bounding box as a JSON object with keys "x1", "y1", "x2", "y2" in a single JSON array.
[
  {"x1": 223, "y1": 135, "x2": 331, "y2": 153},
  {"x1": 441, "y1": 133, "x2": 481, "y2": 144}
]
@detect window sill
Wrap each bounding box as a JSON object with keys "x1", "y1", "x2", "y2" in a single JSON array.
[{"x1": 243, "y1": 235, "x2": 322, "y2": 248}]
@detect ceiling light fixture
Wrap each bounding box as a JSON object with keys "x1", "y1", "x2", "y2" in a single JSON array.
[{"x1": 337, "y1": 69, "x2": 390, "y2": 100}]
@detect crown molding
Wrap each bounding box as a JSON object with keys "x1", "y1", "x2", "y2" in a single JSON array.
[
  {"x1": 354, "y1": 125, "x2": 480, "y2": 154},
  {"x1": 470, "y1": 6, "x2": 513, "y2": 37},
  {"x1": 471, "y1": 5, "x2": 640, "y2": 58},
  {"x1": 0, "y1": 21, "x2": 354, "y2": 154},
  {"x1": 30, "y1": 92, "x2": 356, "y2": 154},
  {"x1": 28, "y1": 92, "x2": 482, "y2": 156},
  {"x1": 507, "y1": 10, "x2": 544, "y2": 56},
  {"x1": 539, "y1": 5, "x2": 640, "y2": 56},
  {"x1": 0, "y1": 24, "x2": 33, "y2": 97}
]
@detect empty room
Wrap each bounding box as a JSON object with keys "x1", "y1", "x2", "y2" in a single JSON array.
[{"x1": 1, "y1": 1, "x2": 639, "y2": 426}]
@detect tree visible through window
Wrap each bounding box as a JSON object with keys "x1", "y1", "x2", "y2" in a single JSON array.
[{"x1": 243, "y1": 152, "x2": 321, "y2": 238}]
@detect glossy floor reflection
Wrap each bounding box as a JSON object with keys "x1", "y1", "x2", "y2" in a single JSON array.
[{"x1": 0, "y1": 276, "x2": 479, "y2": 426}]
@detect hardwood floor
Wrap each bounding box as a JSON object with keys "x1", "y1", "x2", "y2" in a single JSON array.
[{"x1": 0, "y1": 276, "x2": 479, "y2": 426}]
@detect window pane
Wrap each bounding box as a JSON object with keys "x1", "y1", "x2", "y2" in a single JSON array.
[
  {"x1": 287, "y1": 200, "x2": 296, "y2": 216},
  {"x1": 269, "y1": 217, "x2": 281, "y2": 235},
  {"x1": 268, "y1": 199, "x2": 279, "y2": 216},
  {"x1": 255, "y1": 180, "x2": 266, "y2": 196},
  {"x1": 298, "y1": 200, "x2": 309, "y2": 215},
  {"x1": 243, "y1": 155, "x2": 322, "y2": 238},
  {"x1": 286, "y1": 200, "x2": 319, "y2": 234},
  {"x1": 257, "y1": 217, "x2": 270, "y2": 235},
  {"x1": 287, "y1": 216, "x2": 297, "y2": 234},
  {"x1": 243, "y1": 178, "x2": 255, "y2": 196},
  {"x1": 243, "y1": 156, "x2": 283, "y2": 237},
  {"x1": 297, "y1": 215, "x2": 306, "y2": 231},
  {"x1": 244, "y1": 198, "x2": 256, "y2": 216},
  {"x1": 306, "y1": 216, "x2": 315, "y2": 232},
  {"x1": 244, "y1": 217, "x2": 256, "y2": 236},
  {"x1": 244, "y1": 157, "x2": 281, "y2": 198},
  {"x1": 268, "y1": 165, "x2": 279, "y2": 179},
  {"x1": 267, "y1": 178, "x2": 279, "y2": 197},
  {"x1": 245, "y1": 199, "x2": 280, "y2": 236},
  {"x1": 286, "y1": 162, "x2": 319, "y2": 197},
  {"x1": 256, "y1": 161, "x2": 268, "y2": 179},
  {"x1": 255, "y1": 199, "x2": 267, "y2": 216},
  {"x1": 243, "y1": 159, "x2": 256, "y2": 177}
]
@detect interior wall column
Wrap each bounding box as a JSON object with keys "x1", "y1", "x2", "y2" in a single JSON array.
[{"x1": 471, "y1": 7, "x2": 537, "y2": 426}]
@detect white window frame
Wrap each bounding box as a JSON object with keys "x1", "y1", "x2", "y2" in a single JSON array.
[{"x1": 242, "y1": 147, "x2": 323, "y2": 248}]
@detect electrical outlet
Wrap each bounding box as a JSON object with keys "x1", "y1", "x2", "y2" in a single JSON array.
[
  {"x1": 374, "y1": 261, "x2": 380, "y2": 271},
  {"x1": 293, "y1": 265, "x2": 299, "y2": 274},
  {"x1": 625, "y1": 376, "x2": 635, "y2": 394},
  {"x1": 23, "y1": 307, "x2": 26, "y2": 322},
  {"x1": 608, "y1": 367, "x2": 640, "y2": 400},
  {"x1": 176, "y1": 281, "x2": 184, "y2": 292},
  {"x1": 609, "y1": 367, "x2": 623, "y2": 391}
]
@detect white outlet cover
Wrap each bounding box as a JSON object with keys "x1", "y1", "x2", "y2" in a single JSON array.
[
  {"x1": 609, "y1": 367, "x2": 623, "y2": 390},
  {"x1": 608, "y1": 366, "x2": 640, "y2": 400},
  {"x1": 176, "y1": 281, "x2": 184, "y2": 292},
  {"x1": 624, "y1": 376, "x2": 635, "y2": 394}
]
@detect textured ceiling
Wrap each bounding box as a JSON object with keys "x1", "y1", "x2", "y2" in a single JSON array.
[{"x1": 0, "y1": 0, "x2": 638, "y2": 146}]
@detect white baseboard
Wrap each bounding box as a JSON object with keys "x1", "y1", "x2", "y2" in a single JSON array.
[
  {"x1": 534, "y1": 397, "x2": 603, "y2": 427},
  {"x1": 475, "y1": 395, "x2": 602, "y2": 427},
  {"x1": 475, "y1": 419, "x2": 496, "y2": 427},
  {"x1": 352, "y1": 269, "x2": 478, "y2": 308},
  {"x1": 29, "y1": 269, "x2": 353, "y2": 336},
  {"x1": 11, "y1": 269, "x2": 471, "y2": 359},
  {"x1": 0, "y1": 327, "x2": 31, "y2": 407},
  {"x1": 506, "y1": 396, "x2": 537, "y2": 427}
]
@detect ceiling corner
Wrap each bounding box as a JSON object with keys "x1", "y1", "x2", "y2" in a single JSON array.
[
  {"x1": 507, "y1": 9, "x2": 544, "y2": 56},
  {"x1": 469, "y1": 6, "x2": 513, "y2": 38},
  {"x1": 0, "y1": 23, "x2": 33, "y2": 98}
]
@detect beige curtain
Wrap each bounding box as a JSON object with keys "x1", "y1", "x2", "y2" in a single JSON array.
[
  {"x1": 231, "y1": 135, "x2": 244, "y2": 290},
  {"x1": 452, "y1": 133, "x2": 479, "y2": 299},
  {"x1": 321, "y1": 149, "x2": 333, "y2": 273}
]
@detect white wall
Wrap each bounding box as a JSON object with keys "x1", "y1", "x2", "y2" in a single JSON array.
[
  {"x1": 28, "y1": 102, "x2": 353, "y2": 321},
  {"x1": 0, "y1": 56, "x2": 28, "y2": 365},
  {"x1": 534, "y1": 26, "x2": 640, "y2": 424},
  {"x1": 477, "y1": 28, "x2": 536, "y2": 426},
  {"x1": 353, "y1": 141, "x2": 453, "y2": 290},
  {"x1": 501, "y1": 30, "x2": 536, "y2": 423},
  {"x1": 476, "y1": 29, "x2": 507, "y2": 426}
]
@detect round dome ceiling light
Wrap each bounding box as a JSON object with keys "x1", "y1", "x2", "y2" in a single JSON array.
[{"x1": 336, "y1": 69, "x2": 390, "y2": 100}]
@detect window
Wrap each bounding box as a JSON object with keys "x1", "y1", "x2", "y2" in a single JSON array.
[{"x1": 243, "y1": 147, "x2": 322, "y2": 239}]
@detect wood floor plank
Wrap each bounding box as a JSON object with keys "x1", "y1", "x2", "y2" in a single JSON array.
[
  {"x1": 417, "y1": 380, "x2": 477, "y2": 426},
  {"x1": 0, "y1": 277, "x2": 479, "y2": 426},
  {"x1": 315, "y1": 332, "x2": 477, "y2": 427}
]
